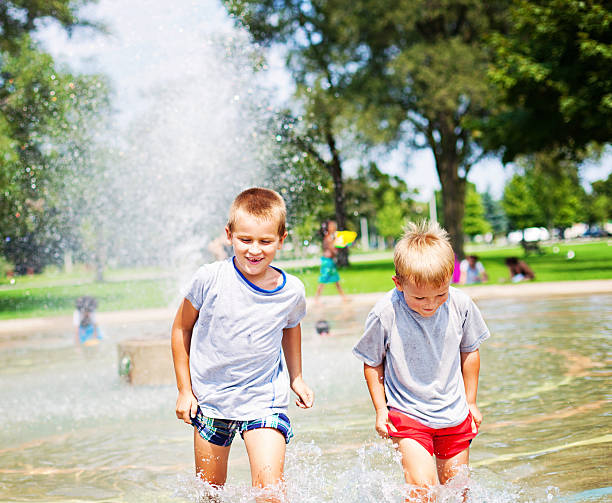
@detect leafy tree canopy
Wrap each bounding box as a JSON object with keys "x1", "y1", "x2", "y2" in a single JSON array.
[
  {"x1": 0, "y1": 0, "x2": 97, "y2": 53},
  {"x1": 1, "y1": 0, "x2": 106, "y2": 272},
  {"x1": 502, "y1": 152, "x2": 587, "y2": 234},
  {"x1": 483, "y1": 0, "x2": 612, "y2": 161},
  {"x1": 463, "y1": 183, "x2": 492, "y2": 238},
  {"x1": 225, "y1": 0, "x2": 512, "y2": 258}
]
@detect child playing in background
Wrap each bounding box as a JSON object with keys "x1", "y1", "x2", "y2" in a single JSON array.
[
  {"x1": 171, "y1": 187, "x2": 314, "y2": 500},
  {"x1": 353, "y1": 221, "x2": 490, "y2": 499},
  {"x1": 73, "y1": 296, "x2": 102, "y2": 345},
  {"x1": 315, "y1": 220, "x2": 347, "y2": 302}
]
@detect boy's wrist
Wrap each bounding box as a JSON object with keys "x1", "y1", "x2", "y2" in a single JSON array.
[{"x1": 290, "y1": 375, "x2": 304, "y2": 386}]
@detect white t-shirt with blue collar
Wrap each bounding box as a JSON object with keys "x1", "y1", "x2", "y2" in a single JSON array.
[{"x1": 183, "y1": 257, "x2": 306, "y2": 420}]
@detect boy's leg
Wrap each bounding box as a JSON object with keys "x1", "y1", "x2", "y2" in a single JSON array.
[
  {"x1": 243, "y1": 427, "x2": 286, "y2": 490},
  {"x1": 334, "y1": 281, "x2": 347, "y2": 300},
  {"x1": 393, "y1": 437, "x2": 438, "y2": 487},
  {"x1": 436, "y1": 447, "x2": 469, "y2": 485},
  {"x1": 193, "y1": 428, "x2": 232, "y2": 486},
  {"x1": 315, "y1": 283, "x2": 324, "y2": 299}
]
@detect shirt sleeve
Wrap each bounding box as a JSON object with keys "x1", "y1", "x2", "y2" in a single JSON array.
[
  {"x1": 352, "y1": 310, "x2": 388, "y2": 367},
  {"x1": 286, "y1": 280, "x2": 306, "y2": 328},
  {"x1": 459, "y1": 259, "x2": 468, "y2": 272},
  {"x1": 460, "y1": 299, "x2": 490, "y2": 352},
  {"x1": 182, "y1": 266, "x2": 212, "y2": 311}
]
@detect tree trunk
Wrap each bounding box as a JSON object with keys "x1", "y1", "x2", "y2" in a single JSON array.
[
  {"x1": 94, "y1": 235, "x2": 105, "y2": 282},
  {"x1": 436, "y1": 156, "x2": 466, "y2": 259},
  {"x1": 326, "y1": 133, "x2": 349, "y2": 267}
]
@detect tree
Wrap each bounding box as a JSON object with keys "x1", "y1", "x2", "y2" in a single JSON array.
[
  {"x1": 376, "y1": 190, "x2": 405, "y2": 246},
  {"x1": 484, "y1": 0, "x2": 612, "y2": 161},
  {"x1": 224, "y1": 0, "x2": 373, "y2": 266},
  {"x1": 345, "y1": 163, "x2": 419, "y2": 222},
  {"x1": 589, "y1": 173, "x2": 612, "y2": 223},
  {"x1": 0, "y1": 1, "x2": 104, "y2": 273},
  {"x1": 502, "y1": 173, "x2": 540, "y2": 232},
  {"x1": 0, "y1": 1, "x2": 93, "y2": 54},
  {"x1": 334, "y1": 0, "x2": 509, "y2": 258},
  {"x1": 224, "y1": 0, "x2": 512, "y2": 258},
  {"x1": 481, "y1": 191, "x2": 508, "y2": 237},
  {"x1": 524, "y1": 154, "x2": 585, "y2": 234},
  {"x1": 463, "y1": 184, "x2": 492, "y2": 239},
  {"x1": 502, "y1": 154, "x2": 587, "y2": 236}
]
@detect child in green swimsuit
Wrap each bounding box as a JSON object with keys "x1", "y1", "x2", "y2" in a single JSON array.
[{"x1": 315, "y1": 220, "x2": 346, "y2": 302}]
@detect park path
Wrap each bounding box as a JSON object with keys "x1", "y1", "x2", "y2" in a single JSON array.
[{"x1": 1, "y1": 279, "x2": 611, "y2": 336}]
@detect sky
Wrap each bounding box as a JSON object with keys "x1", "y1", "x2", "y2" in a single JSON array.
[{"x1": 37, "y1": 0, "x2": 611, "y2": 201}]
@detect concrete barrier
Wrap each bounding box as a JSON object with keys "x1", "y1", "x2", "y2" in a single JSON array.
[{"x1": 117, "y1": 338, "x2": 175, "y2": 386}]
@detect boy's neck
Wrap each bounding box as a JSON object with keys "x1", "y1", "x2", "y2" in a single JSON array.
[{"x1": 232, "y1": 257, "x2": 285, "y2": 292}]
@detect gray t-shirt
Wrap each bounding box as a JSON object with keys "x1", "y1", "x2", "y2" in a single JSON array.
[
  {"x1": 352, "y1": 287, "x2": 490, "y2": 428},
  {"x1": 184, "y1": 258, "x2": 306, "y2": 420}
]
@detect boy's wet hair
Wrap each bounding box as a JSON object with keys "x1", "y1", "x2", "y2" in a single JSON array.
[
  {"x1": 227, "y1": 187, "x2": 287, "y2": 237},
  {"x1": 394, "y1": 220, "x2": 455, "y2": 287}
]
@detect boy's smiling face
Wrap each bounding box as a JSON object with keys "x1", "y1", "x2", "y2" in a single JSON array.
[
  {"x1": 226, "y1": 209, "x2": 286, "y2": 284},
  {"x1": 392, "y1": 276, "x2": 451, "y2": 317}
]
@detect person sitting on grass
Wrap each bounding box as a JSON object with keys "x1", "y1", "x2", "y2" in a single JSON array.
[
  {"x1": 353, "y1": 220, "x2": 490, "y2": 500},
  {"x1": 459, "y1": 255, "x2": 488, "y2": 284},
  {"x1": 505, "y1": 256, "x2": 535, "y2": 282}
]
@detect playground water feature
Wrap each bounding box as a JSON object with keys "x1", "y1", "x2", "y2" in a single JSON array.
[{"x1": 0, "y1": 292, "x2": 610, "y2": 502}]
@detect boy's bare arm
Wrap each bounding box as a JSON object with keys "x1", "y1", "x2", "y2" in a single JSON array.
[
  {"x1": 282, "y1": 324, "x2": 314, "y2": 408},
  {"x1": 461, "y1": 349, "x2": 482, "y2": 430},
  {"x1": 171, "y1": 298, "x2": 199, "y2": 423},
  {"x1": 363, "y1": 363, "x2": 396, "y2": 438}
]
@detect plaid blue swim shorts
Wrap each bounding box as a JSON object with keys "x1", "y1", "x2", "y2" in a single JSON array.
[{"x1": 192, "y1": 407, "x2": 294, "y2": 447}]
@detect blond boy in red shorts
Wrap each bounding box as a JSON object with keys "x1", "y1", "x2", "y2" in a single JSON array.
[{"x1": 353, "y1": 221, "x2": 490, "y2": 498}]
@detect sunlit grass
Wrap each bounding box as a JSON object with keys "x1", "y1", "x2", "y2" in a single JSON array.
[
  {"x1": 289, "y1": 239, "x2": 612, "y2": 297},
  {"x1": 0, "y1": 239, "x2": 610, "y2": 319}
]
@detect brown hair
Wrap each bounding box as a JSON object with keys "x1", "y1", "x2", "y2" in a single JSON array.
[
  {"x1": 394, "y1": 220, "x2": 455, "y2": 287},
  {"x1": 227, "y1": 187, "x2": 287, "y2": 237}
]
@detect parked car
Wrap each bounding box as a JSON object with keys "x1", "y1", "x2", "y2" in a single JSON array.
[{"x1": 583, "y1": 226, "x2": 611, "y2": 237}]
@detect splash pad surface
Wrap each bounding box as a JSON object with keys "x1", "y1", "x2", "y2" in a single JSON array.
[{"x1": 0, "y1": 289, "x2": 610, "y2": 502}]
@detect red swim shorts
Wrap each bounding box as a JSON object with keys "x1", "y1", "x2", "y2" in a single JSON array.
[{"x1": 387, "y1": 409, "x2": 478, "y2": 459}]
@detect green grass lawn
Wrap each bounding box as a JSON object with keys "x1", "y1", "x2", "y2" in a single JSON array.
[
  {"x1": 288, "y1": 239, "x2": 612, "y2": 297},
  {"x1": 0, "y1": 277, "x2": 174, "y2": 320},
  {"x1": 0, "y1": 239, "x2": 610, "y2": 319}
]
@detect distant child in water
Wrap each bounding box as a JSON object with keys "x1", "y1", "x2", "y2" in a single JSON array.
[
  {"x1": 353, "y1": 221, "x2": 490, "y2": 499},
  {"x1": 171, "y1": 187, "x2": 314, "y2": 500},
  {"x1": 315, "y1": 220, "x2": 347, "y2": 302},
  {"x1": 73, "y1": 296, "x2": 102, "y2": 345}
]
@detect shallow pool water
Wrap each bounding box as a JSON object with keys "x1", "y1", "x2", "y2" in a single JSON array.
[{"x1": 0, "y1": 293, "x2": 610, "y2": 502}]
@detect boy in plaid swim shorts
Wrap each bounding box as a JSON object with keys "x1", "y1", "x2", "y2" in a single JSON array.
[
  {"x1": 353, "y1": 221, "x2": 490, "y2": 498},
  {"x1": 192, "y1": 412, "x2": 294, "y2": 447},
  {"x1": 171, "y1": 188, "x2": 314, "y2": 496}
]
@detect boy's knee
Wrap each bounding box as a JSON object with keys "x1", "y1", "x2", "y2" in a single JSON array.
[{"x1": 404, "y1": 472, "x2": 437, "y2": 487}]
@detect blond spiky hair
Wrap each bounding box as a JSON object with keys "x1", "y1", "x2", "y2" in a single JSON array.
[{"x1": 393, "y1": 220, "x2": 455, "y2": 287}]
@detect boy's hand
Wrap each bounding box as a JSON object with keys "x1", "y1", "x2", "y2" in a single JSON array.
[
  {"x1": 468, "y1": 403, "x2": 482, "y2": 433},
  {"x1": 375, "y1": 408, "x2": 397, "y2": 439},
  {"x1": 291, "y1": 377, "x2": 314, "y2": 409},
  {"x1": 175, "y1": 390, "x2": 198, "y2": 424}
]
